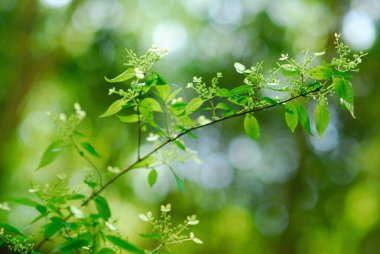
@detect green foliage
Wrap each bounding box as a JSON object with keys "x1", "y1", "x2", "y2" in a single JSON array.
[{"x1": 0, "y1": 35, "x2": 365, "y2": 253}]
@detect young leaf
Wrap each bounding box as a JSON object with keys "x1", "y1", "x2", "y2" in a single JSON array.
[
  {"x1": 94, "y1": 195, "x2": 111, "y2": 221},
  {"x1": 186, "y1": 97, "x2": 204, "y2": 113},
  {"x1": 228, "y1": 85, "x2": 253, "y2": 96},
  {"x1": 105, "y1": 235, "x2": 143, "y2": 254},
  {"x1": 140, "y1": 98, "x2": 163, "y2": 112},
  {"x1": 156, "y1": 84, "x2": 171, "y2": 101},
  {"x1": 95, "y1": 248, "x2": 116, "y2": 254},
  {"x1": 132, "y1": 156, "x2": 157, "y2": 169},
  {"x1": 80, "y1": 142, "x2": 102, "y2": 158},
  {"x1": 117, "y1": 114, "x2": 139, "y2": 123},
  {"x1": 309, "y1": 65, "x2": 334, "y2": 80},
  {"x1": 100, "y1": 99, "x2": 126, "y2": 118},
  {"x1": 44, "y1": 220, "x2": 63, "y2": 238},
  {"x1": 173, "y1": 140, "x2": 186, "y2": 151},
  {"x1": 314, "y1": 100, "x2": 330, "y2": 138},
  {"x1": 36, "y1": 140, "x2": 64, "y2": 170},
  {"x1": 0, "y1": 223, "x2": 24, "y2": 236},
  {"x1": 285, "y1": 102, "x2": 298, "y2": 132},
  {"x1": 166, "y1": 88, "x2": 182, "y2": 103},
  {"x1": 333, "y1": 77, "x2": 355, "y2": 118},
  {"x1": 54, "y1": 239, "x2": 90, "y2": 252},
  {"x1": 169, "y1": 167, "x2": 185, "y2": 192},
  {"x1": 148, "y1": 169, "x2": 157, "y2": 187},
  {"x1": 105, "y1": 68, "x2": 135, "y2": 83},
  {"x1": 296, "y1": 103, "x2": 313, "y2": 135},
  {"x1": 244, "y1": 114, "x2": 260, "y2": 140}
]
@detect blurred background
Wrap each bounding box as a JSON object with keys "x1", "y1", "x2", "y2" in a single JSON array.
[{"x1": 0, "y1": 0, "x2": 380, "y2": 253}]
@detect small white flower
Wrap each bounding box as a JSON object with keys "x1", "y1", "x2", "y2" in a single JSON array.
[
  {"x1": 149, "y1": 44, "x2": 168, "y2": 57},
  {"x1": 134, "y1": 68, "x2": 145, "y2": 80},
  {"x1": 357, "y1": 58, "x2": 362, "y2": 63},
  {"x1": 59, "y1": 113, "x2": 67, "y2": 122},
  {"x1": 0, "y1": 202, "x2": 11, "y2": 211},
  {"x1": 138, "y1": 214, "x2": 149, "y2": 222},
  {"x1": 189, "y1": 232, "x2": 203, "y2": 244},
  {"x1": 108, "y1": 87, "x2": 116, "y2": 95},
  {"x1": 74, "y1": 103, "x2": 81, "y2": 111},
  {"x1": 186, "y1": 83, "x2": 193, "y2": 88},
  {"x1": 234, "y1": 62, "x2": 246, "y2": 73},
  {"x1": 313, "y1": 51, "x2": 325, "y2": 57},
  {"x1": 197, "y1": 115, "x2": 211, "y2": 125},
  {"x1": 45, "y1": 111, "x2": 51, "y2": 116},
  {"x1": 146, "y1": 133, "x2": 159, "y2": 142},
  {"x1": 187, "y1": 215, "x2": 199, "y2": 225},
  {"x1": 279, "y1": 53, "x2": 289, "y2": 61},
  {"x1": 160, "y1": 204, "x2": 171, "y2": 212},
  {"x1": 193, "y1": 76, "x2": 202, "y2": 83},
  {"x1": 105, "y1": 221, "x2": 118, "y2": 231},
  {"x1": 70, "y1": 206, "x2": 85, "y2": 219},
  {"x1": 107, "y1": 166, "x2": 121, "y2": 174}
]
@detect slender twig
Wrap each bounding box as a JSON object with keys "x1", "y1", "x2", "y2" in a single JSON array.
[
  {"x1": 35, "y1": 87, "x2": 321, "y2": 250},
  {"x1": 69, "y1": 135, "x2": 103, "y2": 187}
]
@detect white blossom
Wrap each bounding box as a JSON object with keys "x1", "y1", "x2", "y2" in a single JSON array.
[
  {"x1": 313, "y1": 51, "x2": 325, "y2": 57},
  {"x1": 70, "y1": 206, "x2": 85, "y2": 218},
  {"x1": 234, "y1": 62, "x2": 246, "y2": 73},
  {"x1": 107, "y1": 166, "x2": 121, "y2": 174},
  {"x1": 59, "y1": 113, "x2": 67, "y2": 122},
  {"x1": 279, "y1": 53, "x2": 289, "y2": 61},
  {"x1": 160, "y1": 204, "x2": 171, "y2": 212},
  {"x1": 197, "y1": 115, "x2": 211, "y2": 125},
  {"x1": 146, "y1": 133, "x2": 159, "y2": 142},
  {"x1": 187, "y1": 215, "x2": 199, "y2": 225},
  {"x1": 105, "y1": 221, "x2": 118, "y2": 231},
  {"x1": 134, "y1": 68, "x2": 145, "y2": 79}
]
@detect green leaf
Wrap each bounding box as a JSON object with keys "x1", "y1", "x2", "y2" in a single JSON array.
[
  {"x1": 94, "y1": 195, "x2": 111, "y2": 221},
  {"x1": 0, "y1": 223, "x2": 24, "y2": 235},
  {"x1": 132, "y1": 156, "x2": 157, "y2": 169},
  {"x1": 314, "y1": 100, "x2": 330, "y2": 138},
  {"x1": 281, "y1": 64, "x2": 301, "y2": 76},
  {"x1": 166, "y1": 88, "x2": 182, "y2": 103},
  {"x1": 244, "y1": 114, "x2": 260, "y2": 140},
  {"x1": 156, "y1": 84, "x2": 171, "y2": 101},
  {"x1": 105, "y1": 235, "x2": 143, "y2": 254},
  {"x1": 285, "y1": 102, "x2": 298, "y2": 132},
  {"x1": 228, "y1": 85, "x2": 253, "y2": 96},
  {"x1": 54, "y1": 239, "x2": 89, "y2": 252},
  {"x1": 186, "y1": 97, "x2": 204, "y2": 113},
  {"x1": 140, "y1": 98, "x2": 163, "y2": 112},
  {"x1": 333, "y1": 77, "x2": 355, "y2": 118},
  {"x1": 261, "y1": 96, "x2": 281, "y2": 106},
  {"x1": 169, "y1": 167, "x2": 185, "y2": 192},
  {"x1": 80, "y1": 142, "x2": 102, "y2": 158},
  {"x1": 309, "y1": 65, "x2": 334, "y2": 80},
  {"x1": 173, "y1": 140, "x2": 186, "y2": 151},
  {"x1": 44, "y1": 219, "x2": 63, "y2": 238},
  {"x1": 100, "y1": 99, "x2": 126, "y2": 118},
  {"x1": 95, "y1": 248, "x2": 116, "y2": 254},
  {"x1": 215, "y1": 102, "x2": 235, "y2": 112},
  {"x1": 105, "y1": 69, "x2": 135, "y2": 83},
  {"x1": 117, "y1": 114, "x2": 139, "y2": 123},
  {"x1": 295, "y1": 103, "x2": 313, "y2": 135},
  {"x1": 36, "y1": 140, "x2": 64, "y2": 170},
  {"x1": 139, "y1": 233, "x2": 161, "y2": 239},
  {"x1": 148, "y1": 169, "x2": 157, "y2": 187},
  {"x1": 12, "y1": 197, "x2": 39, "y2": 207}
]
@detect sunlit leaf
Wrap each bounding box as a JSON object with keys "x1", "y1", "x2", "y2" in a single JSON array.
[
  {"x1": 117, "y1": 114, "x2": 139, "y2": 123},
  {"x1": 95, "y1": 248, "x2": 116, "y2": 254},
  {"x1": 285, "y1": 102, "x2": 298, "y2": 132},
  {"x1": 296, "y1": 103, "x2": 313, "y2": 135},
  {"x1": 80, "y1": 142, "x2": 102, "y2": 158},
  {"x1": 0, "y1": 223, "x2": 24, "y2": 235},
  {"x1": 310, "y1": 65, "x2": 334, "y2": 80},
  {"x1": 169, "y1": 167, "x2": 185, "y2": 192},
  {"x1": 100, "y1": 99, "x2": 126, "y2": 118},
  {"x1": 244, "y1": 114, "x2": 260, "y2": 140},
  {"x1": 186, "y1": 97, "x2": 203, "y2": 113},
  {"x1": 141, "y1": 98, "x2": 163, "y2": 112},
  {"x1": 105, "y1": 68, "x2": 135, "y2": 83},
  {"x1": 94, "y1": 195, "x2": 111, "y2": 221},
  {"x1": 314, "y1": 100, "x2": 330, "y2": 138},
  {"x1": 36, "y1": 140, "x2": 65, "y2": 171},
  {"x1": 132, "y1": 157, "x2": 157, "y2": 169},
  {"x1": 148, "y1": 169, "x2": 157, "y2": 187},
  {"x1": 333, "y1": 77, "x2": 355, "y2": 118},
  {"x1": 156, "y1": 84, "x2": 171, "y2": 101},
  {"x1": 166, "y1": 88, "x2": 182, "y2": 103},
  {"x1": 105, "y1": 235, "x2": 143, "y2": 253}
]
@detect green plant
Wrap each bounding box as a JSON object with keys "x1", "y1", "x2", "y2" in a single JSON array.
[{"x1": 0, "y1": 34, "x2": 365, "y2": 253}]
